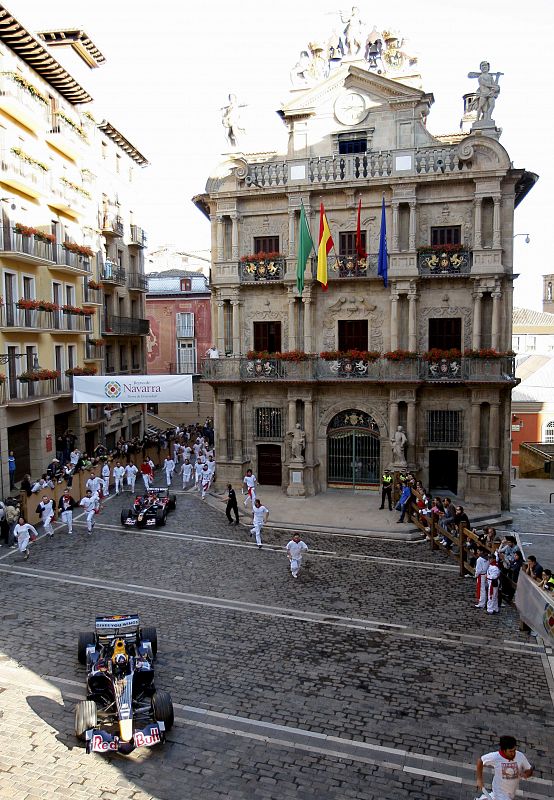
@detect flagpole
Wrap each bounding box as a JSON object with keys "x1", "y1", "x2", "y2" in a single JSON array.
[{"x1": 300, "y1": 200, "x2": 317, "y2": 258}]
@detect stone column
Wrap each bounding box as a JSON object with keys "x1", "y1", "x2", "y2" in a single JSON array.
[
  {"x1": 231, "y1": 300, "x2": 241, "y2": 355},
  {"x1": 469, "y1": 401, "x2": 481, "y2": 469},
  {"x1": 233, "y1": 398, "x2": 242, "y2": 461},
  {"x1": 302, "y1": 297, "x2": 312, "y2": 353},
  {"x1": 288, "y1": 297, "x2": 296, "y2": 351},
  {"x1": 231, "y1": 213, "x2": 239, "y2": 260},
  {"x1": 288, "y1": 209, "x2": 296, "y2": 258},
  {"x1": 473, "y1": 198, "x2": 482, "y2": 249},
  {"x1": 288, "y1": 398, "x2": 296, "y2": 448},
  {"x1": 408, "y1": 293, "x2": 417, "y2": 352},
  {"x1": 488, "y1": 402, "x2": 500, "y2": 470},
  {"x1": 392, "y1": 202, "x2": 399, "y2": 251},
  {"x1": 407, "y1": 400, "x2": 416, "y2": 464},
  {"x1": 389, "y1": 400, "x2": 399, "y2": 450},
  {"x1": 472, "y1": 290, "x2": 482, "y2": 349},
  {"x1": 304, "y1": 398, "x2": 314, "y2": 464},
  {"x1": 215, "y1": 215, "x2": 224, "y2": 261},
  {"x1": 390, "y1": 292, "x2": 399, "y2": 351},
  {"x1": 492, "y1": 196, "x2": 501, "y2": 249},
  {"x1": 217, "y1": 399, "x2": 227, "y2": 459},
  {"x1": 408, "y1": 200, "x2": 417, "y2": 251},
  {"x1": 216, "y1": 300, "x2": 225, "y2": 353},
  {"x1": 491, "y1": 290, "x2": 502, "y2": 350}
]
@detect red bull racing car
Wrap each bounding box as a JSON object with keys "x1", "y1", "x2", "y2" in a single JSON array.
[
  {"x1": 120, "y1": 488, "x2": 177, "y2": 528},
  {"x1": 75, "y1": 614, "x2": 174, "y2": 754}
]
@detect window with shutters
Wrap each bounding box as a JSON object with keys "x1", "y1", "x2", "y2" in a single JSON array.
[
  {"x1": 428, "y1": 318, "x2": 462, "y2": 350},
  {"x1": 254, "y1": 236, "x2": 279, "y2": 254},
  {"x1": 430, "y1": 226, "x2": 461, "y2": 246},
  {"x1": 338, "y1": 319, "x2": 368, "y2": 351},
  {"x1": 176, "y1": 312, "x2": 194, "y2": 338},
  {"x1": 339, "y1": 231, "x2": 366, "y2": 257},
  {"x1": 253, "y1": 321, "x2": 281, "y2": 353}
]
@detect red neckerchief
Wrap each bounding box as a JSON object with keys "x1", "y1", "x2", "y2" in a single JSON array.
[{"x1": 499, "y1": 750, "x2": 514, "y2": 760}]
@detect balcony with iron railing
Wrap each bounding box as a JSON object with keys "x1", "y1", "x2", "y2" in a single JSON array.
[
  {"x1": 102, "y1": 214, "x2": 124, "y2": 237},
  {"x1": 0, "y1": 227, "x2": 55, "y2": 264},
  {"x1": 417, "y1": 249, "x2": 472, "y2": 277},
  {"x1": 83, "y1": 284, "x2": 103, "y2": 305},
  {"x1": 0, "y1": 71, "x2": 51, "y2": 131},
  {"x1": 239, "y1": 256, "x2": 286, "y2": 283},
  {"x1": 1, "y1": 152, "x2": 48, "y2": 198},
  {"x1": 242, "y1": 144, "x2": 472, "y2": 189},
  {"x1": 85, "y1": 340, "x2": 105, "y2": 361},
  {"x1": 103, "y1": 314, "x2": 150, "y2": 336},
  {"x1": 127, "y1": 272, "x2": 148, "y2": 291},
  {"x1": 52, "y1": 310, "x2": 92, "y2": 334},
  {"x1": 202, "y1": 355, "x2": 516, "y2": 384},
  {"x1": 6, "y1": 377, "x2": 58, "y2": 404},
  {"x1": 51, "y1": 244, "x2": 92, "y2": 275},
  {"x1": 130, "y1": 225, "x2": 147, "y2": 248},
  {"x1": 46, "y1": 111, "x2": 87, "y2": 159},
  {"x1": 100, "y1": 261, "x2": 126, "y2": 285},
  {"x1": 0, "y1": 302, "x2": 57, "y2": 331},
  {"x1": 49, "y1": 178, "x2": 90, "y2": 217}
]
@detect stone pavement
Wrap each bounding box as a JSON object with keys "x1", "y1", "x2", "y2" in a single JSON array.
[
  {"x1": 506, "y1": 478, "x2": 554, "y2": 568},
  {"x1": 0, "y1": 477, "x2": 552, "y2": 800}
]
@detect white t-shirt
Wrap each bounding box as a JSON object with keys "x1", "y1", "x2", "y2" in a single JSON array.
[
  {"x1": 101, "y1": 464, "x2": 110, "y2": 478},
  {"x1": 80, "y1": 496, "x2": 99, "y2": 513},
  {"x1": 124, "y1": 464, "x2": 138, "y2": 478},
  {"x1": 480, "y1": 750, "x2": 531, "y2": 800},
  {"x1": 475, "y1": 556, "x2": 489, "y2": 577},
  {"x1": 286, "y1": 540, "x2": 308, "y2": 560},
  {"x1": 201, "y1": 467, "x2": 210, "y2": 484},
  {"x1": 164, "y1": 459, "x2": 175, "y2": 471},
  {"x1": 487, "y1": 564, "x2": 501, "y2": 582},
  {"x1": 113, "y1": 466, "x2": 125, "y2": 479},
  {"x1": 181, "y1": 463, "x2": 193, "y2": 479},
  {"x1": 244, "y1": 474, "x2": 257, "y2": 490},
  {"x1": 207, "y1": 460, "x2": 216, "y2": 476},
  {"x1": 252, "y1": 505, "x2": 268, "y2": 524}
]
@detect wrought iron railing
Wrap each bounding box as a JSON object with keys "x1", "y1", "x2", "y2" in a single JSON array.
[
  {"x1": 100, "y1": 263, "x2": 126, "y2": 284},
  {"x1": 127, "y1": 272, "x2": 148, "y2": 290},
  {"x1": 53, "y1": 244, "x2": 92, "y2": 273},
  {"x1": 239, "y1": 257, "x2": 286, "y2": 282},
  {"x1": 417, "y1": 249, "x2": 472, "y2": 276},
  {"x1": 0, "y1": 228, "x2": 55, "y2": 261},
  {"x1": 103, "y1": 315, "x2": 150, "y2": 336}
]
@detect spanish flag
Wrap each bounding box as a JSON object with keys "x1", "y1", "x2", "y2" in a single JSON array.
[{"x1": 317, "y1": 203, "x2": 334, "y2": 291}]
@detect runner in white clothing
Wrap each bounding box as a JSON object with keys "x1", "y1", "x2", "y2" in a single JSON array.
[
  {"x1": 80, "y1": 490, "x2": 99, "y2": 534},
  {"x1": 207, "y1": 456, "x2": 216, "y2": 486},
  {"x1": 286, "y1": 534, "x2": 309, "y2": 578},
  {"x1": 250, "y1": 499, "x2": 269, "y2": 548},
  {"x1": 124, "y1": 462, "x2": 138, "y2": 493},
  {"x1": 58, "y1": 489, "x2": 77, "y2": 534},
  {"x1": 14, "y1": 517, "x2": 38, "y2": 560},
  {"x1": 474, "y1": 549, "x2": 489, "y2": 609},
  {"x1": 476, "y1": 735, "x2": 533, "y2": 800},
  {"x1": 181, "y1": 459, "x2": 193, "y2": 489},
  {"x1": 194, "y1": 457, "x2": 204, "y2": 489},
  {"x1": 486, "y1": 555, "x2": 501, "y2": 614},
  {"x1": 243, "y1": 470, "x2": 257, "y2": 507},
  {"x1": 200, "y1": 463, "x2": 211, "y2": 499},
  {"x1": 36, "y1": 495, "x2": 55, "y2": 538},
  {"x1": 86, "y1": 472, "x2": 102, "y2": 496},
  {"x1": 101, "y1": 461, "x2": 111, "y2": 496},
  {"x1": 113, "y1": 462, "x2": 125, "y2": 495},
  {"x1": 163, "y1": 457, "x2": 175, "y2": 487}
]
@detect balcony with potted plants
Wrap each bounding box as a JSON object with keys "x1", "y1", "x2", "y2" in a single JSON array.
[
  {"x1": 0, "y1": 71, "x2": 50, "y2": 131},
  {"x1": 83, "y1": 279, "x2": 103, "y2": 306},
  {"x1": 46, "y1": 109, "x2": 88, "y2": 161},
  {"x1": 9, "y1": 368, "x2": 59, "y2": 405},
  {"x1": 1, "y1": 146, "x2": 49, "y2": 198},
  {"x1": 49, "y1": 176, "x2": 91, "y2": 218},
  {"x1": 0, "y1": 298, "x2": 59, "y2": 331},
  {"x1": 50, "y1": 241, "x2": 93, "y2": 276},
  {"x1": 239, "y1": 252, "x2": 286, "y2": 283},
  {"x1": 0, "y1": 223, "x2": 55, "y2": 264},
  {"x1": 85, "y1": 338, "x2": 106, "y2": 361},
  {"x1": 50, "y1": 305, "x2": 94, "y2": 334}
]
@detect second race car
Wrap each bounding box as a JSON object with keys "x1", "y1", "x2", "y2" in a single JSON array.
[{"x1": 120, "y1": 488, "x2": 177, "y2": 528}]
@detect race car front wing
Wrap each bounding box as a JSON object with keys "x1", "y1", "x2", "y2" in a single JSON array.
[{"x1": 85, "y1": 721, "x2": 166, "y2": 754}]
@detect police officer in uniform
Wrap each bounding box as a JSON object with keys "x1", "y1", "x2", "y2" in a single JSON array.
[{"x1": 379, "y1": 469, "x2": 393, "y2": 510}]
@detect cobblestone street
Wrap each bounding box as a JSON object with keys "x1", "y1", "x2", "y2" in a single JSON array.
[{"x1": 0, "y1": 484, "x2": 552, "y2": 800}]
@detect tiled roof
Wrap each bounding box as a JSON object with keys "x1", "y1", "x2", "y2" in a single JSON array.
[
  {"x1": 513, "y1": 355, "x2": 554, "y2": 402},
  {"x1": 513, "y1": 307, "x2": 554, "y2": 329}
]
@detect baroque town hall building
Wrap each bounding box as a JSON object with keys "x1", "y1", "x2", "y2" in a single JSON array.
[{"x1": 196, "y1": 23, "x2": 536, "y2": 511}]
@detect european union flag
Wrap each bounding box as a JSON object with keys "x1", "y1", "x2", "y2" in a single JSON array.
[{"x1": 377, "y1": 197, "x2": 388, "y2": 288}]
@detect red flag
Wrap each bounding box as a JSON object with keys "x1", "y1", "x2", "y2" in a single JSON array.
[{"x1": 356, "y1": 198, "x2": 366, "y2": 258}]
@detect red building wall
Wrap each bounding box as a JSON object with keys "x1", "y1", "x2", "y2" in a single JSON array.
[
  {"x1": 146, "y1": 296, "x2": 212, "y2": 375},
  {"x1": 511, "y1": 412, "x2": 542, "y2": 467}
]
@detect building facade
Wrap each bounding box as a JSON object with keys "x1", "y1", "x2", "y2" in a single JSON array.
[
  {"x1": 146, "y1": 269, "x2": 213, "y2": 425},
  {"x1": 0, "y1": 9, "x2": 149, "y2": 493},
  {"x1": 512, "y1": 307, "x2": 554, "y2": 355},
  {"x1": 196, "y1": 26, "x2": 536, "y2": 511},
  {"x1": 543, "y1": 273, "x2": 554, "y2": 315}
]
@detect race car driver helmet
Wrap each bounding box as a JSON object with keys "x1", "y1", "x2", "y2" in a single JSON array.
[{"x1": 113, "y1": 652, "x2": 128, "y2": 677}]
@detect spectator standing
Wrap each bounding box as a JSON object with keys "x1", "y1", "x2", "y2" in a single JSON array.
[
  {"x1": 58, "y1": 489, "x2": 77, "y2": 535},
  {"x1": 475, "y1": 548, "x2": 489, "y2": 609},
  {"x1": 8, "y1": 450, "x2": 16, "y2": 490},
  {"x1": 486, "y1": 554, "x2": 501, "y2": 614},
  {"x1": 378, "y1": 469, "x2": 393, "y2": 510},
  {"x1": 20, "y1": 474, "x2": 32, "y2": 497},
  {"x1": 226, "y1": 484, "x2": 239, "y2": 525},
  {"x1": 476, "y1": 735, "x2": 533, "y2": 799},
  {"x1": 250, "y1": 498, "x2": 269, "y2": 549},
  {"x1": 396, "y1": 483, "x2": 412, "y2": 523},
  {"x1": 286, "y1": 534, "x2": 308, "y2": 578}
]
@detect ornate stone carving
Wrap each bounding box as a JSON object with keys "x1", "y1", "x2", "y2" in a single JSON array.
[
  {"x1": 221, "y1": 94, "x2": 246, "y2": 149},
  {"x1": 418, "y1": 306, "x2": 472, "y2": 350},
  {"x1": 467, "y1": 61, "x2": 502, "y2": 126}
]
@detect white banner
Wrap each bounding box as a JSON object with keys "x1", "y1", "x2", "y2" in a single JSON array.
[
  {"x1": 73, "y1": 374, "x2": 193, "y2": 404},
  {"x1": 514, "y1": 572, "x2": 554, "y2": 642}
]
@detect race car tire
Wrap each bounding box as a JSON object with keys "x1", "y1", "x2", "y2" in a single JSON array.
[
  {"x1": 168, "y1": 494, "x2": 177, "y2": 510},
  {"x1": 75, "y1": 699, "x2": 97, "y2": 741},
  {"x1": 141, "y1": 626, "x2": 158, "y2": 657},
  {"x1": 152, "y1": 690, "x2": 174, "y2": 732},
  {"x1": 155, "y1": 509, "x2": 166, "y2": 526},
  {"x1": 121, "y1": 509, "x2": 132, "y2": 526},
  {"x1": 77, "y1": 631, "x2": 95, "y2": 665}
]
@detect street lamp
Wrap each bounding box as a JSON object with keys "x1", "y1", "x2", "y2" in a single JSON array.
[{"x1": 513, "y1": 233, "x2": 530, "y2": 244}]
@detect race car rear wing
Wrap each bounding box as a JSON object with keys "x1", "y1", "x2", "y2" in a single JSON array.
[{"x1": 95, "y1": 615, "x2": 140, "y2": 643}]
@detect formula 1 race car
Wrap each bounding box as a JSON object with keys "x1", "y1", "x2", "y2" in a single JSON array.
[
  {"x1": 120, "y1": 488, "x2": 177, "y2": 528},
  {"x1": 75, "y1": 614, "x2": 174, "y2": 754}
]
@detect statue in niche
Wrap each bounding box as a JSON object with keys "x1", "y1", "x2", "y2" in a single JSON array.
[
  {"x1": 288, "y1": 423, "x2": 306, "y2": 462},
  {"x1": 468, "y1": 61, "x2": 503, "y2": 123},
  {"x1": 390, "y1": 425, "x2": 408, "y2": 467}
]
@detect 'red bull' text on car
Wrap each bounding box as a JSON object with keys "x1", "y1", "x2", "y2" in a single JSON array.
[
  {"x1": 75, "y1": 614, "x2": 174, "y2": 754},
  {"x1": 120, "y1": 488, "x2": 177, "y2": 528}
]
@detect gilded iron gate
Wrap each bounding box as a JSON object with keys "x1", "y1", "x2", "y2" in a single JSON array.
[{"x1": 327, "y1": 410, "x2": 380, "y2": 488}]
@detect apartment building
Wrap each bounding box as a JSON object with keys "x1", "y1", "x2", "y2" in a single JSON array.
[
  {"x1": 0, "y1": 7, "x2": 149, "y2": 492},
  {"x1": 196, "y1": 21, "x2": 537, "y2": 511}
]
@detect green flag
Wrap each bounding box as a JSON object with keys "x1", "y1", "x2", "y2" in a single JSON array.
[{"x1": 296, "y1": 204, "x2": 314, "y2": 296}]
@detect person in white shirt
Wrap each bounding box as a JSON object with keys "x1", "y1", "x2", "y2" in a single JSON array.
[
  {"x1": 207, "y1": 456, "x2": 216, "y2": 485},
  {"x1": 200, "y1": 463, "x2": 211, "y2": 499},
  {"x1": 14, "y1": 517, "x2": 38, "y2": 560},
  {"x1": 474, "y1": 548, "x2": 489, "y2": 609},
  {"x1": 172, "y1": 442, "x2": 181, "y2": 463},
  {"x1": 194, "y1": 457, "x2": 204, "y2": 489},
  {"x1": 58, "y1": 489, "x2": 77, "y2": 534},
  {"x1": 181, "y1": 459, "x2": 193, "y2": 490},
  {"x1": 206, "y1": 345, "x2": 220, "y2": 359},
  {"x1": 476, "y1": 735, "x2": 533, "y2": 800},
  {"x1": 184, "y1": 445, "x2": 192, "y2": 461},
  {"x1": 243, "y1": 469, "x2": 257, "y2": 507},
  {"x1": 486, "y1": 555, "x2": 501, "y2": 614},
  {"x1": 250, "y1": 499, "x2": 269, "y2": 549},
  {"x1": 86, "y1": 472, "x2": 102, "y2": 497},
  {"x1": 36, "y1": 495, "x2": 55, "y2": 538},
  {"x1": 101, "y1": 461, "x2": 111, "y2": 497},
  {"x1": 286, "y1": 534, "x2": 309, "y2": 578},
  {"x1": 124, "y1": 461, "x2": 138, "y2": 493},
  {"x1": 80, "y1": 490, "x2": 99, "y2": 534},
  {"x1": 31, "y1": 476, "x2": 55, "y2": 494},
  {"x1": 69, "y1": 448, "x2": 80, "y2": 466},
  {"x1": 113, "y1": 462, "x2": 125, "y2": 495},
  {"x1": 163, "y1": 457, "x2": 175, "y2": 487}
]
